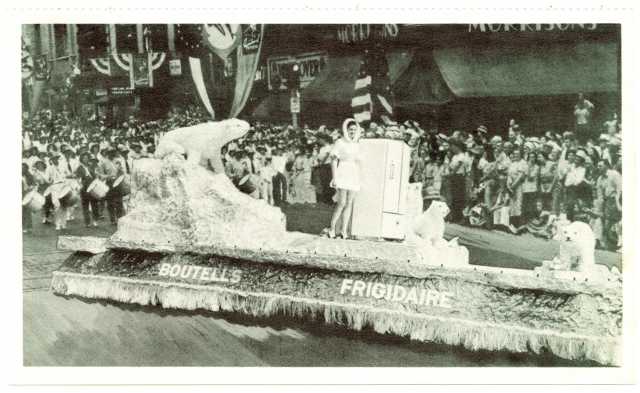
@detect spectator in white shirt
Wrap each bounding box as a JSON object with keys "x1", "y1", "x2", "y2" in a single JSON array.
[
  {"x1": 574, "y1": 93, "x2": 595, "y2": 144},
  {"x1": 271, "y1": 149, "x2": 288, "y2": 206}
]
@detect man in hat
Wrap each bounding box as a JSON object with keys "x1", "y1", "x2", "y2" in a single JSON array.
[
  {"x1": 473, "y1": 125, "x2": 488, "y2": 146},
  {"x1": 77, "y1": 152, "x2": 100, "y2": 228},
  {"x1": 46, "y1": 153, "x2": 73, "y2": 231},
  {"x1": 96, "y1": 148, "x2": 124, "y2": 225},
  {"x1": 116, "y1": 144, "x2": 131, "y2": 175},
  {"x1": 448, "y1": 138, "x2": 468, "y2": 223},
  {"x1": 271, "y1": 148, "x2": 288, "y2": 207}
]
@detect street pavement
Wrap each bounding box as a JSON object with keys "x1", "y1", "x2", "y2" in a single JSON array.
[{"x1": 23, "y1": 204, "x2": 611, "y2": 366}]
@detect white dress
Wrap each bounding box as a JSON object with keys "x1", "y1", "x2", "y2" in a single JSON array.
[{"x1": 331, "y1": 138, "x2": 361, "y2": 191}]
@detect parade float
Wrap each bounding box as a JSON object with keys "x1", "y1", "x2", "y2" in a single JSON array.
[{"x1": 51, "y1": 119, "x2": 623, "y2": 366}]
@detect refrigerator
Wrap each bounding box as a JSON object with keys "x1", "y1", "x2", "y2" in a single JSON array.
[{"x1": 350, "y1": 139, "x2": 411, "y2": 240}]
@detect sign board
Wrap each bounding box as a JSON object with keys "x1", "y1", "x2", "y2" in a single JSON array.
[
  {"x1": 290, "y1": 95, "x2": 301, "y2": 113},
  {"x1": 110, "y1": 87, "x2": 134, "y2": 97},
  {"x1": 267, "y1": 51, "x2": 327, "y2": 91},
  {"x1": 336, "y1": 24, "x2": 400, "y2": 44},
  {"x1": 169, "y1": 58, "x2": 182, "y2": 76}
]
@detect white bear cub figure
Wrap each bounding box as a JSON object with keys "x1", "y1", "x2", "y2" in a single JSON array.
[
  {"x1": 413, "y1": 201, "x2": 450, "y2": 248},
  {"x1": 562, "y1": 221, "x2": 596, "y2": 273}
]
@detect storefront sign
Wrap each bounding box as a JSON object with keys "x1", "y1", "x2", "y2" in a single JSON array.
[
  {"x1": 169, "y1": 58, "x2": 182, "y2": 76},
  {"x1": 336, "y1": 24, "x2": 399, "y2": 44},
  {"x1": 267, "y1": 51, "x2": 327, "y2": 91},
  {"x1": 110, "y1": 87, "x2": 134, "y2": 97},
  {"x1": 468, "y1": 24, "x2": 598, "y2": 32}
]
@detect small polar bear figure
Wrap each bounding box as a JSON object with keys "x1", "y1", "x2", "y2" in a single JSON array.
[
  {"x1": 155, "y1": 119, "x2": 250, "y2": 173},
  {"x1": 413, "y1": 200, "x2": 451, "y2": 248},
  {"x1": 561, "y1": 221, "x2": 596, "y2": 273}
]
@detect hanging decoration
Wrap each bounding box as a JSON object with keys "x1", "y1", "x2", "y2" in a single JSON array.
[{"x1": 229, "y1": 24, "x2": 264, "y2": 118}]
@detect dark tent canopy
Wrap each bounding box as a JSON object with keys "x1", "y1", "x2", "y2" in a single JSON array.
[
  {"x1": 434, "y1": 41, "x2": 619, "y2": 98},
  {"x1": 392, "y1": 50, "x2": 454, "y2": 107},
  {"x1": 303, "y1": 49, "x2": 413, "y2": 105}
]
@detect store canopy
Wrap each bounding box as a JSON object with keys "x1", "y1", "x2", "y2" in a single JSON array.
[
  {"x1": 303, "y1": 49, "x2": 414, "y2": 105},
  {"x1": 392, "y1": 50, "x2": 455, "y2": 106},
  {"x1": 433, "y1": 41, "x2": 619, "y2": 98}
]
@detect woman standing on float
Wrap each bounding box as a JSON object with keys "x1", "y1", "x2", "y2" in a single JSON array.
[{"x1": 327, "y1": 119, "x2": 362, "y2": 239}]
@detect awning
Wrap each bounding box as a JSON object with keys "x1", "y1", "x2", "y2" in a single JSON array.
[
  {"x1": 303, "y1": 49, "x2": 414, "y2": 105},
  {"x1": 392, "y1": 51, "x2": 454, "y2": 106},
  {"x1": 434, "y1": 41, "x2": 619, "y2": 97}
]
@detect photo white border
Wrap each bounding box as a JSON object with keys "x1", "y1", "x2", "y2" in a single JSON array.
[{"x1": 2, "y1": 0, "x2": 638, "y2": 388}]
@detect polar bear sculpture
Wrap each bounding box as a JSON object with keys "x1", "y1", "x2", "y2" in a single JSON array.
[
  {"x1": 156, "y1": 119, "x2": 250, "y2": 173},
  {"x1": 562, "y1": 221, "x2": 596, "y2": 273},
  {"x1": 413, "y1": 201, "x2": 450, "y2": 247}
]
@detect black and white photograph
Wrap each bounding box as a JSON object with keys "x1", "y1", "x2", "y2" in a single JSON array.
[{"x1": 6, "y1": 1, "x2": 639, "y2": 388}]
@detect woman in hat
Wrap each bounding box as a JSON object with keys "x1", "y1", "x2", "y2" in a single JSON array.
[
  {"x1": 521, "y1": 151, "x2": 540, "y2": 221},
  {"x1": 506, "y1": 148, "x2": 527, "y2": 227},
  {"x1": 326, "y1": 119, "x2": 362, "y2": 239},
  {"x1": 538, "y1": 151, "x2": 556, "y2": 211},
  {"x1": 478, "y1": 145, "x2": 498, "y2": 207}
]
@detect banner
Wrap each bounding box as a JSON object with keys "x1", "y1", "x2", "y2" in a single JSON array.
[
  {"x1": 132, "y1": 52, "x2": 152, "y2": 88},
  {"x1": 189, "y1": 56, "x2": 215, "y2": 118},
  {"x1": 229, "y1": 25, "x2": 264, "y2": 118}
]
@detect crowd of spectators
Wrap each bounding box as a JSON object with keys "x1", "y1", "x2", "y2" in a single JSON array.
[{"x1": 21, "y1": 95, "x2": 623, "y2": 251}]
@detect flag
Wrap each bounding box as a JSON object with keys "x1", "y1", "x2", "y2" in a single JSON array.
[
  {"x1": 203, "y1": 24, "x2": 242, "y2": 62},
  {"x1": 175, "y1": 24, "x2": 216, "y2": 119},
  {"x1": 351, "y1": 46, "x2": 395, "y2": 125},
  {"x1": 229, "y1": 25, "x2": 264, "y2": 118}
]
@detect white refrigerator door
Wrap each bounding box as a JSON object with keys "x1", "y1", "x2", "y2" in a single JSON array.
[
  {"x1": 350, "y1": 140, "x2": 386, "y2": 238},
  {"x1": 382, "y1": 140, "x2": 404, "y2": 214}
]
